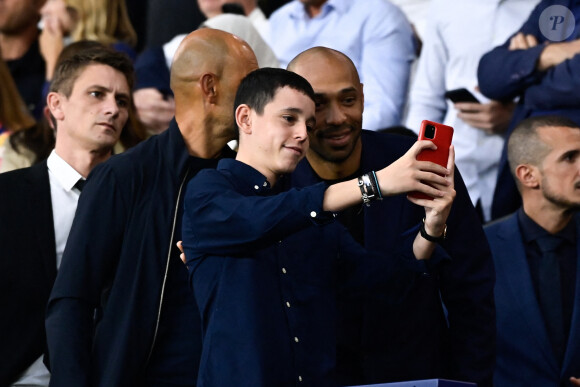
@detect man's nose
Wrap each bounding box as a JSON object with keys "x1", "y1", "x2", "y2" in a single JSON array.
[
  {"x1": 296, "y1": 123, "x2": 308, "y2": 141},
  {"x1": 327, "y1": 101, "x2": 346, "y2": 125},
  {"x1": 103, "y1": 95, "x2": 120, "y2": 117}
]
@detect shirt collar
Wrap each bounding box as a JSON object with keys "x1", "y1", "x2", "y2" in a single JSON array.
[
  {"x1": 218, "y1": 158, "x2": 272, "y2": 194},
  {"x1": 46, "y1": 150, "x2": 84, "y2": 192},
  {"x1": 289, "y1": 0, "x2": 349, "y2": 19},
  {"x1": 517, "y1": 207, "x2": 577, "y2": 245}
]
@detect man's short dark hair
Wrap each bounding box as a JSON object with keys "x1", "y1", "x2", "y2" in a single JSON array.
[
  {"x1": 234, "y1": 67, "x2": 315, "y2": 116},
  {"x1": 508, "y1": 115, "x2": 580, "y2": 178},
  {"x1": 50, "y1": 41, "x2": 135, "y2": 97}
]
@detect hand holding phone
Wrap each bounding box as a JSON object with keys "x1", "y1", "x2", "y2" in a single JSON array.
[
  {"x1": 409, "y1": 120, "x2": 454, "y2": 200},
  {"x1": 373, "y1": 131, "x2": 450, "y2": 199}
]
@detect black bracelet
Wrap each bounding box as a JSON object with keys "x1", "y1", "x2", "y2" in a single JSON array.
[
  {"x1": 357, "y1": 171, "x2": 382, "y2": 207},
  {"x1": 420, "y1": 217, "x2": 447, "y2": 243},
  {"x1": 369, "y1": 171, "x2": 383, "y2": 200}
]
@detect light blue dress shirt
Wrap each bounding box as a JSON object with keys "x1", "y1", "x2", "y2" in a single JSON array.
[{"x1": 268, "y1": 0, "x2": 416, "y2": 131}]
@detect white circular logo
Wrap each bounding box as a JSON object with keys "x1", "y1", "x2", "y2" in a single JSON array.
[{"x1": 539, "y1": 5, "x2": 576, "y2": 42}]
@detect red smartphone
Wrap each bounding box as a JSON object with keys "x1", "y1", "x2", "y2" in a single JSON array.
[{"x1": 409, "y1": 120, "x2": 454, "y2": 200}]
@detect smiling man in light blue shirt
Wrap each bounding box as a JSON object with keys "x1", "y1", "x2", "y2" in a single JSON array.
[{"x1": 267, "y1": 0, "x2": 416, "y2": 131}]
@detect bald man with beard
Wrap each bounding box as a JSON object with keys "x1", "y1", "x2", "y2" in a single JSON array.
[
  {"x1": 45, "y1": 29, "x2": 258, "y2": 387},
  {"x1": 288, "y1": 47, "x2": 495, "y2": 386}
]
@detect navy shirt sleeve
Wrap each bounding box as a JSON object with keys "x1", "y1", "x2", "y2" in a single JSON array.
[
  {"x1": 183, "y1": 165, "x2": 450, "y2": 292},
  {"x1": 478, "y1": 0, "x2": 580, "y2": 107},
  {"x1": 182, "y1": 168, "x2": 331, "y2": 257}
]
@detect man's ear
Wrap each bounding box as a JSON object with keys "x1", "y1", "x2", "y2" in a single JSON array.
[
  {"x1": 515, "y1": 164, "x2": 540, "y2": 189},
  {"x1": 235, "y1": 104, "x2": 252, "y2": 134},
  {"x1": 46, "y1": 92, "x2": 65, "y2": 121},
  {"x1": 200, "y1": 73, "x2": 218, "y2": 104}
]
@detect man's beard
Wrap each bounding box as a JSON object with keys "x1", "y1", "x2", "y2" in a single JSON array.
[
  {"x1": 542, "y1": 176, "x2": 580, "y2": 211},
  {"x1": 310, "y1": 124, "x2": 361, "y2": 163}
]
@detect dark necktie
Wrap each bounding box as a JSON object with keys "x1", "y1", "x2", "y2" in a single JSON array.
[
  {"x1": 536, "y1": 235, "x2": 565, "y2": 363},
  {"x1": 74, "y1": 178, "x2": 86, "y2": 192}
]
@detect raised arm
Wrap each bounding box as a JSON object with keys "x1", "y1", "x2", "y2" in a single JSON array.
[
  {"x1": 185, "y1": 142, "x2": 453, "y2": 261},
  {"x1": 323, "y1": 140, "x2": 450, "y2": 212},
  {"x1": 324, "y1": 140, "x2": 455, "y2": 260}
]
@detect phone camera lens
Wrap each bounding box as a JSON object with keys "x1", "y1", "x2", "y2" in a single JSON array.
[{"x1": 425, "y1": 125, "x2": 436, "y2": 139}]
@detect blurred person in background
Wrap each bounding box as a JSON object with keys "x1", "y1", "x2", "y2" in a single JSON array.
[
  {"x1": 198, "y1": 0, "x2": 269, "y2": 37},
  {"x1": 134, "y1": 0, "x2": 277, "y2": 135},
  {"x1": 39, "y1": 0, "x2": 137, "y2": 82},
  {"x1": 0, "y1": 0, "x2": 46, "y2": 118},
  {"x1": 267, "y1": 0, "x2": 416, "y2": 131},
  {"x1": 478, "y1": 0, "x2": 580, "y2": 220},
  {"x1": 405, "y1": 0, "x2": 539, "y2": 222},
  {"x1": 0, "y1": 49, "x2": 51, "y2": 172}
]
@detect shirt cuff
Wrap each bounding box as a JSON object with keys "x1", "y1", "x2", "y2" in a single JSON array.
[{"x1": 303, "y1": 182, "x2": 335, "y2": 225}]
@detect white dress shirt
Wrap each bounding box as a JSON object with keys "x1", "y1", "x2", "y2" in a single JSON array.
[
  {"x1": 267, "y1": 0, "x2": 416, "y2": 131},
  {"x1": 47, "y1": 150, "x2": 83, "y2": 269},
  {"x1": 12, "y1": 151, "x2": 83, "y2": 386},
  {"x1": 247, "y1": 6, "x2": 270, "y2": 41},
  {"x1": 405, "y1": 0, "x2": 539, "y2": 221},
  {"x1": 389, "y1": 0, "x2": 431, "y2": 41}
]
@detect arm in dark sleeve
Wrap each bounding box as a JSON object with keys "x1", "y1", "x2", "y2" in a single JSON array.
[
  {"x1": 478, "y1": 43, "x2": 544, "y2": 101},
  {"x1": 182, "y1": 170, "x2": 331, "y2": 257},
  {"x1": 438, "y1": 168, "x2": 496, "y2": 387},
  {"x1": 45, "y1": 166, "x2": 128, "y2": 387},
  {"x1": 477, "y1": 2, "x2": 546, "y2": 101},
  {"x1": 524, "y1": 53, "x2": 580, "y2": 109}
]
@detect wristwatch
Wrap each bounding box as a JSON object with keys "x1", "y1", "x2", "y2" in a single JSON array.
[{"x1": 420, "y1": 217, "x2": 447, "y2": 243}]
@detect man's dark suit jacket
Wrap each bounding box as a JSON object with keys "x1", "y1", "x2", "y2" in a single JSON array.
[
  {"x1": 0, "y1": 161, "x2": 56, "y2": 385},
  {"x1": 291, "y1": 130, "x2": 496, "y2": 386},
  {"x1": 485, "y1": 212, "x2": 580, "y2": 386}
]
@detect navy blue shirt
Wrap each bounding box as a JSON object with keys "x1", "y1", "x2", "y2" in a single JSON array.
[
  {"x1": 182, "y1": 159, "x2": 435, "y2": 387},
  {"x1": 517, "y1": 208, "x2": 577, "y2": 347}
]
